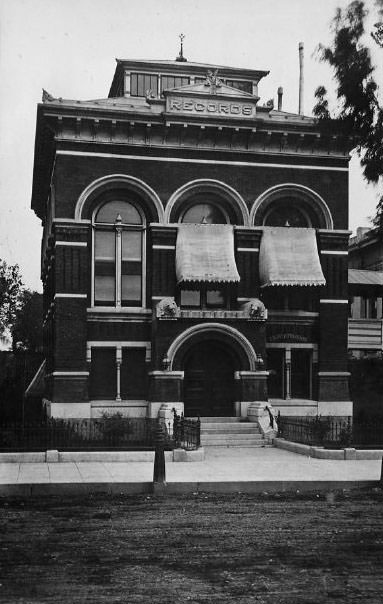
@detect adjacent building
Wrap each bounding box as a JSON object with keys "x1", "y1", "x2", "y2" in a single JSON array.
[
  {"x1": 348, "y1": 227, "x2": 383, "y2": 356},
  {"x1": 31, "y1": 55, "x2": 354, "y2": 419}
]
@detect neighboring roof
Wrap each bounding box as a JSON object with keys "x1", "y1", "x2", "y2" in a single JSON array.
[
  {"x1": 176, "y1": 224, "x2": 240, "y2": 285},
  {"x1": 349, "y1": 227, "x2": 381, "y2": 250},
  {"x1": 259, "y1": 227, "x2": 326, "y2": 287},
  {"x1": 348, "y1": 269, "x2": 383, "y2": 287}
]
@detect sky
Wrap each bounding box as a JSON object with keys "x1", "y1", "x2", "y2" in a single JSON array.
[{"x1": 0, "y1": 0, "x2": 381, "y2": 292}]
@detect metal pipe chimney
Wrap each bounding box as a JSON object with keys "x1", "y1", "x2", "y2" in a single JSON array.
[
  {"x1": 277, "y1": 87, "x2": 283, "y2": 111},
  {"x1": 298, "y1": 42, "x2": 304, "y2": 115}
]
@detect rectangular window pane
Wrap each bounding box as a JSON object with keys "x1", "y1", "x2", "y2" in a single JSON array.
[
  {"x1": 121, "y1": 349, "x2": 147, "y2": 398},
  {"x1": 122, "y1": 230, "x2": 142, "y2": 261},
  {"x1": 225, "y1": 79, "x2": 252, "y2": 93},
  {"x1": 95, "y1": 230, "x2": 115, "y2": 261},
  {"x1": 95, "y1": 276, "x2": 115, "y2": 304},
  {"x1": 131, "y1": 73, "x2": 158, "y2": 97},
  {"x1": 181, "y1": 290, "x2": 200, "y2": 307},
  {"x1": 122, "y1": 275, "x2": 141, "y2": 305},
  {"x1": 206, "y1": 290, "x2": 225, "y2": 308},
  {"x1": 161, "y1": 75, "x2": 190, "y2": 92},
  {"x1": 90, "y1": 348, "x2": 116, "y2": 399},
  {"x1": 131, "y1": 74, "x2": 138, "y2": 96}
]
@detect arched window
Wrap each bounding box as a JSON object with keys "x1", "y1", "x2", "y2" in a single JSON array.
[
  {"x1": 263, "y1": 200, "x2": 311, "y2": 227},
  {"x1": 93, "y1": 200, "x2": 145, "y2": 307},
  {"x1": 177, "y1": 200, "x2": 230, "y2": 309},
  {"x1": 180, "y1": 202, "x2": 228, "y2": 224}
]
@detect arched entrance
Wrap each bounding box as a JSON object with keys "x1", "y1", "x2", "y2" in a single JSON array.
[{"x1": 183, "y1": 340, "x2": 237, "y2": 417}]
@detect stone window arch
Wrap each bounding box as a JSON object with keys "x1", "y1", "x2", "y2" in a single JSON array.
[
  {"x1": 165, "y1": 179, "x2": 249, "y2": 225},
  {"x1": 250, "y1": 184, "x2": 333, "y2": 230}
]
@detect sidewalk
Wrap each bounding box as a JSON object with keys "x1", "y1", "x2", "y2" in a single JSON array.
[{"x1": 0, "y1": 446, "x2": 381, "y2": 496}]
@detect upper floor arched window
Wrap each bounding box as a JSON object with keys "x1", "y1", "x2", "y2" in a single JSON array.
[
  {"x1": 93, "y1": 200, "x2": 145, "y2": 307},
  {"x1": 180, "y1": 201, "x2": 228, "y2": 224},
  {"x1": 263, "y1": 199, "x2": 311, "y2": 227}
]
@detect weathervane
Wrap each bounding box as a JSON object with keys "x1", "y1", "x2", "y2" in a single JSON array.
[{"x1": 176, "y1": 33, "x2": 187, "y2": 62}]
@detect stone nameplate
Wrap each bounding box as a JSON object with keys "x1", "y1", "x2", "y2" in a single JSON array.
[{"x1": 166, "y1": 95, "x2": 256, "y2": 118}]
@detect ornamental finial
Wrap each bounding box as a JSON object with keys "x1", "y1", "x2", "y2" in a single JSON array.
[{"x1": 175, "y1": 33, "x2": 187, "y2": 62}]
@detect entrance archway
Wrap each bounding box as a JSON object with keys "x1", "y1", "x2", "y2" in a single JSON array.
[{"x1": 183, "y1": 340, "x2": 238, "y2": 417}]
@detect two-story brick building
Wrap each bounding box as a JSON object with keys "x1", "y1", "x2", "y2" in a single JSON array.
[{"x1": 31, "y1": 55, "x2": 354, "y2": 420}]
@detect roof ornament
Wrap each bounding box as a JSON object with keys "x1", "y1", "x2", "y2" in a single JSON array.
[
  {"x1": 145, "y1": 89, "x2": 156, "y2": 101},
  {"x1": 204, "y1": 69, "x2": 222, "y2": 95},
  {"x1": 175, "y1": 33, "x2": 187, "y2": 62},
  {"x1": 42, "y1": 89, "x2": 55, "y2": 103}
]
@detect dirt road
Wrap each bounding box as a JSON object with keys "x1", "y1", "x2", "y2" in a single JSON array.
[{"x1": 1, "y1": 489, "x2": 383, "y2": 603}]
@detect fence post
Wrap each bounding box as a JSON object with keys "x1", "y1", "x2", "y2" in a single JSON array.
[{"x1": 153, "y1": 421, "x2": 167, "y2": 494}]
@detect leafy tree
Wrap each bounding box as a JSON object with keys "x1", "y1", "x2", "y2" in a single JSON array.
[
  {"x1": 0, "y1": 260, "x2": 23, "y2": 336},
  {"x1": 12, "y1": 290, "x2": 43, "y2": 353},
  {"x1": 314, "y1": 0, "x2": 383, "y2": 228}
]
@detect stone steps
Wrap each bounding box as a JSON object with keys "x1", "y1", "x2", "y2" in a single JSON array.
[
  {"x1": 198, "y1": 417, "x2": 267, "y2": 447},
  {"x1": 202, "y1": 424, "x2": 262, "y2": 434}
]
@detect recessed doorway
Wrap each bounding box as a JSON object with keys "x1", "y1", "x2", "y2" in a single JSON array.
[{"x1": 183, "y1": 341, "x2": 237, "y2": 417}]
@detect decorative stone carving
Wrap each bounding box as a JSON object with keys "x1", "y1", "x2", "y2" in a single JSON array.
[
  {"x1": 204, "y1": 69, "x2": 223, "y2": 91},
  {"x1": 156, "y1": 297, "x2": 180, "y2": 319},
  {"x1": 240, "y1": 298, "x2": 268, "y2": 320},
  {"x1": 247, "y1": 402, "x2": 278, "y2": 443}
]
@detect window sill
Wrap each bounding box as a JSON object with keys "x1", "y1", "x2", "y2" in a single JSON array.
[{"x1": 87, "y1": 307, "x2": 152, "y2": 315}]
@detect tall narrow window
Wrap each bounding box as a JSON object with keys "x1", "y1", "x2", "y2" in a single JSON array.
[
  {"x1": 130, "y1": 73, "x2": 158, "y2": 97},
  {"x1": 94, "y1": 200, "x2": 145, "y2": 307}
]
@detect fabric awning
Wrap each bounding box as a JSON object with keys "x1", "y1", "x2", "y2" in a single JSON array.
[
  {"x1": 348, "y1": 269, "x2": 383, "y2": 287},
  {"x1": 176, "y1": 224, "x2": 240, "y2": 285},
  {"x1": 259, "y1": 227, "x2": 326, "y2": 287}
]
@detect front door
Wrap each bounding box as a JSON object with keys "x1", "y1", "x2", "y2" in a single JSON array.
[{"x1": 183, "y1": 341, "x2": 236, "y2": 416}]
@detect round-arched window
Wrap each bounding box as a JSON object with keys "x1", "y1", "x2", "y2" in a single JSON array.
[
  {"x1": 263, "y1": 199, "x2": 311, "y2": 227},
  {"x1": 93, "y1": 200, "x2": 145, "y2": 307},
  {"x1": 95, "y1": 200, "x2": 142, "y2": 224},
  {"x1": 180, "y1": 202, "x2": 228, "y2": 224}
]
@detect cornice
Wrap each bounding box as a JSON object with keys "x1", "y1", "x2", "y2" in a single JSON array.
[{"x1": 42, "y1": 111, "x2": 353, "y2": 160}]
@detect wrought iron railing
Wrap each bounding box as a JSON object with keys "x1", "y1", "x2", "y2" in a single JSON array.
[
  {"x1": 0, "y1": 414, "x2": 202, "y2": 452},
  {"x1": 0, "y1": 417, "x2": 168, "y2": 452},
  {"x1": 172, "y1": 411, "x2": 201, "y2": 450},
  {"x1": 277, "y1": 413, "x2": 383, "y2": 448}
]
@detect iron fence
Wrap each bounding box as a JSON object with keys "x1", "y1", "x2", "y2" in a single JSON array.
[
  {"x1": 0, "y1": 417, "x2": 169, "y2": 452},
  {"x1": 172, "y1": 412, "x2": 201, "y2": 450},
  {"x1": 0, "y1": 413, "x2": 202, "y2": 452},
  {"x1": 277, "y1": 413, "x2": 383, "y2": 448}
]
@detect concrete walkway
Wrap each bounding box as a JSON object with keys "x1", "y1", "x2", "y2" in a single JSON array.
[{"x1": 0, "y1": 447, "x2": 381, "y2": 496}]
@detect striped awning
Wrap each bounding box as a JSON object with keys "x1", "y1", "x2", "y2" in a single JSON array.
[
  {"x1": 259, "y1": 227, "x2": 326, "y2": 287},
  {"x1": 176, "y1": 224, "x2": 240, "y2": 285}
]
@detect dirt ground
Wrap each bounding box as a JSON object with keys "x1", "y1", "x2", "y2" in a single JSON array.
[{"x1": 1, "y1": 488, "x2": 383, "y2": 604}]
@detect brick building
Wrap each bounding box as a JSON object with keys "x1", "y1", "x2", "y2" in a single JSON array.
[
  {"x1": 31, "y1": 55, "x2": 354, "y2": 419},
  {"x1": 348, "y1": 227, "x2": 383, "y2": 356}
]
